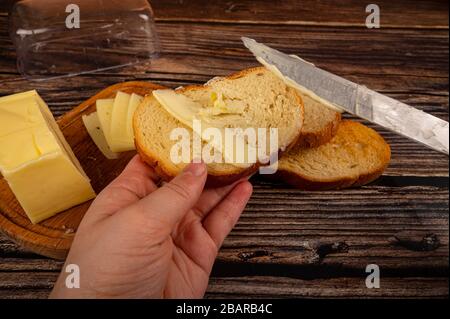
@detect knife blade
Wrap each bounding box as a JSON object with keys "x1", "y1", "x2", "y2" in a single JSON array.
[{"x1": 242, "y1": 37, "x2": 449, "y2": 155}]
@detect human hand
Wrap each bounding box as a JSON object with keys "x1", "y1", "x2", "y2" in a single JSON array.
[{"x1": 50, "y1": 155, "x2": 252, "y2": 298}]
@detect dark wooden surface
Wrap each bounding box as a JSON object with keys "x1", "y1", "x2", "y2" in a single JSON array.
[{"x1": 0, "y1": 0, "x2": 448, "y2": 298}]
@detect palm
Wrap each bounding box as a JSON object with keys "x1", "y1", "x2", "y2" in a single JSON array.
[
  {"x1": 110, "y1": 186, "x2": 240, "y2": 298},
  {"x1": 51, "y1": 156, "x2": 252, "y2": 299},
  {"x1": 165, "y1": 210, "x2": 219, "y2": 298}
]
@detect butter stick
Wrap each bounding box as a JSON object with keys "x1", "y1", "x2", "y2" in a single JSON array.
[{"x1": 0, "y1": 90, "x2": 96, "y2": 224}]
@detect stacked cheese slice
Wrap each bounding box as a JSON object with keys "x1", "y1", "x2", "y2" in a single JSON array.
[
  {"x1": 83, "y1": 92, "x2": 143, "y2": 158},
  {"x1": 0, "y1": 91, "x2": 96, "y2": 224}
]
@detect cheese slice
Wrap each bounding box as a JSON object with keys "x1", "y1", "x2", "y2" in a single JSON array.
[
  {"x1": 0, "y1": 90, "x2": 96, "y2": 224},
  {"x1": 82, "y1": 112, "x2": 118, "y2": 160},
  {"x1": 89, "y1": 93, "x2": 143, "y2": 155},
  {"x1": 153, "y1": 89, "x2": 203, "y2": 127},
  {"x1": 96, "y1": 99, "x2": 114, "y2": 147},
  {"x1": 126, "y1": 93, "x2": 143, "y2": 140},
  {"x1": 152, "y1": 89, "x2": 254, "y2": 167},
  {"x1": 110, "y1": 91, "x2": 133, "y2": 152}
]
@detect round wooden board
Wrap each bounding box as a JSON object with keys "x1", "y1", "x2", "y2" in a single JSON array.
[{"x1": 0, "y1": 81, "x2": 165, "y2": 260}]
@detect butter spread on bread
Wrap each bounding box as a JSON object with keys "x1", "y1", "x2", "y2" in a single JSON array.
[{"x1": 153, "y1": 89, "x2": 257, "y2": 168}]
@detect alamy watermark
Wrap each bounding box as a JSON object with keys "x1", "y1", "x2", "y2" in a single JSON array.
[
  {"x1": 65, "y1": 4, "x2": 80, "y2": 29},
  {"x1": 365, "y1": 264, "x2": 380, "y2": 289},
  {"x1": 65, "y1": 263, "x2": 80, "y2": 289},
  {"x1": 366, "y1": 4, "x2": 380, "y2": 28}
]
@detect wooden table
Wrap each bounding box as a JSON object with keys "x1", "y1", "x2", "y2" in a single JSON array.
[{"x1": 0, "y1": 0, "x2": 448, "y2": 298}]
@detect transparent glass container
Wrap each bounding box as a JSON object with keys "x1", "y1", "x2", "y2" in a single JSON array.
[{"x1": 9, "y1": 0, "x2": 160, "y2": 81}]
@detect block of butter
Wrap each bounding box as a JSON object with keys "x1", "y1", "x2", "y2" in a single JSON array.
[{"x1": 0, "y1": 91, "x2": 96, "y2": 224}]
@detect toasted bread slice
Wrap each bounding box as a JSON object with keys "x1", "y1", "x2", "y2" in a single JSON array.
[
  {"x1": 275, "y1": 120, "x2": 391, "y2": 190},
  {"x1": 134, "y1": 67, "x2": 305, "y2": 186},
  {"x1": 297, "y1": 94, "x2": 341, "y2": 147}
]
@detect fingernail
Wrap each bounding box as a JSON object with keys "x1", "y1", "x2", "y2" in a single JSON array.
[{"x1": 183, "y1": 161, "x2": 206, "y2": 177}]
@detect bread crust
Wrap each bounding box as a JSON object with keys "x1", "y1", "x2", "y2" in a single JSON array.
[
  {"x1": 133, "y1": 67, "x2": 305, "y2": 187},
  {"x1": 135, "y1": 140, "x2": 259, "y2": 187},
  {"x1": 274, "y1": 163, "x2": 389, "y2": 191},
  {"x1": 274, "y1": 120, "x2": 391, "y2": 190},
  {"x1": 297, "y1": 111, "x2": 342, "y2": 148}
]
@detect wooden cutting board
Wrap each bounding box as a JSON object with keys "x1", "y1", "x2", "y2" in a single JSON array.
[{"x1": 0, "y1": 81, "x2": 165, "y2": 260}]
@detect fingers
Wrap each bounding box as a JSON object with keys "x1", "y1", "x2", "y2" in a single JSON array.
[
  {"x1": 131, "y1": 162, "x2": 207, "y2": 232},
  {"x1": 86, "y1": 155, "x2": 160, "y2": 220},
  {"x1": 203, "y1": 181, "x2": 253, "y2": 249},
  {"x1": 191, "y1": 177, "x2": 248, "y2": 220}
]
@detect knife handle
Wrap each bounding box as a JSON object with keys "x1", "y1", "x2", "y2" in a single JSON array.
[{"x1": 358, "y1": 88, "x2": 449, "y2": 155}]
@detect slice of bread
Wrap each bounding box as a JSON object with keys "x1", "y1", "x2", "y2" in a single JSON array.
[
  {"x1": 134, "y1": 67, "x2": 305, "y2": 186},
  {"x1": 297, "y1": 94, "x2": 342, "y2": 148},
  {"x1": 275, "y1": 120, "x2": 391, "y2": 190}
]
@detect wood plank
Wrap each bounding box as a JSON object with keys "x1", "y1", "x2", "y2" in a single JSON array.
[
  {"x1": 0, "y1": 272, "x2": 58, "y2": 291},
  {"x1": 0, "y1": 289, "x2": 50, "y2": 299},
  {"x1": 150, "y1": 0, "x2": 449, "y2": 28},
  {"x1": 0, "y1": 272, "x2": 447, "y2": 298},
  {"x1": 206, "y1": 276, "x2": 449, "y2": 298},
  {"x1": 213, "y1": 181, "x2": 449, "y2": 271},
  {"x1": 0, "y1": 258, "x2": 62, "y2": 271},
  {"x1": 2, "y1": 0, "x2": 448, "y2": 28},
  {"x1": 1, "y1": 19, "x2": 448, "y2": 76}
]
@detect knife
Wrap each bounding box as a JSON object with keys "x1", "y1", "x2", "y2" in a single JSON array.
[{"x1": 242, "y1": 37, "x2": 449, "y2": 155}]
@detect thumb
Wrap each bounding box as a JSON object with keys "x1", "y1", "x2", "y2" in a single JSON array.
[{"x1": 129, "y1": 161, "x2": 207, "y2": 230}]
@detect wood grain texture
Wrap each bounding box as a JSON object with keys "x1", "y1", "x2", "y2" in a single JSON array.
[
  {"x1": 218, "y1": 181, "x2": 449, "y2": 271},
  {"x1": 0, "y1": 82, "x2": 163, "y2": 260},
  {"x1": 0, "y1": 272, "x2": 447, "y2": 299},
  {"x1": 149, "y1": 0, "x2": 449, "y2": 28},
  {"x1": 0, "y1": 269, "x2": 447, "y2": 299},
  {"x1": 0, "y1": 0, "x2": 448, "y2": 299},
  {"x1": 2, "y1": 0, "x2": 447, "y2": 27},
  {"x1": 206, "y1": 276, "x2": 449, "y2": 298}
]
